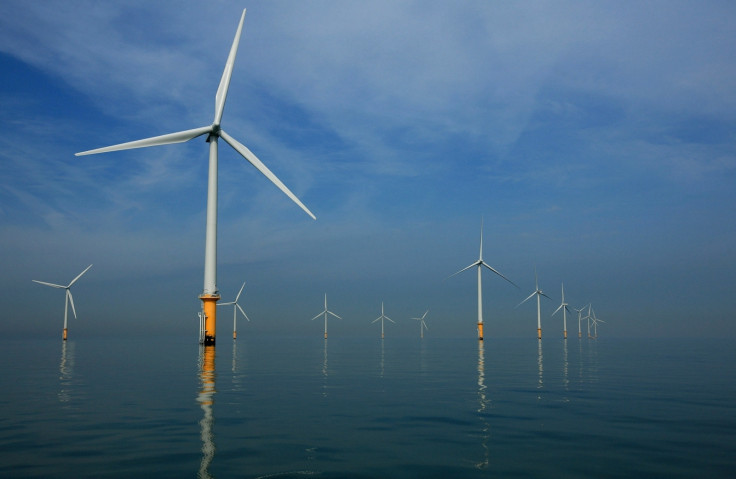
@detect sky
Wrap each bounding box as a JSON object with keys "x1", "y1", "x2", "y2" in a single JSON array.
[{"x1": 1, "y1": 0, "x2": 734, "y2": 340}]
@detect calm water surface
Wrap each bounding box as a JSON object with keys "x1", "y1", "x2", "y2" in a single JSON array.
[{"x1": 0, "y1": 335, "x2": 734, "y2": 478}]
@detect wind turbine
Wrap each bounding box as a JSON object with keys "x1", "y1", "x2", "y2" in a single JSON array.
[
  {"x1": 75, "y1": 9, "x2": 315, "y2": 345},
  {"x1": 516, "y1": 268, "x2": 551, "y2": 339},
  {"x1": 412, "y1": 309, "x2": 429, "y2": 338},
  {"x1": 574, "y1": 304, "x2": 589, "y2": 338},
  {"x1": 449, "y1": 218, "x2": 517, "y2": 340},
  {"x1": 584, "y1": 304, "x2": 593, "y2": 338},
  {"x1": 32, "y1": 264, "x2": 93, "y2": 340},
  {"x1": 372, "y1": 302, "x2": 395, "y2": 339},
  {"x1": 218, "y1": 282, "x2": 249, "y2": 339},
  {"x1": 551, "y1": 283, "x2": 571, "y2": 339},
  {"x1": 311, "y1": 294, "x2": 342, "y2": 339},
  {"x1": 591, "y1": 307, "x2": 605, "y2": 338}
]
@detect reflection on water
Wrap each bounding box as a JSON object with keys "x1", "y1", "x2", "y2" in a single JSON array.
[
  {"x1": 58, "y1": 340, "x2": 75, "y2": 404},
  {"x1": 197, "y1": 345, "x2": 216, "y2": 479},
  {"x1": 322, "y1": 339, "x2": 329, "y2": 397},
  {"x1": 562, "y1": 339, "x2": 569, "y2": 392},
  {"x1": 537, "y1": 339, "x2": 544, "y2": 397},
  {"x1": 476, "y1": 340, "x2": 490, "y2": 469}
]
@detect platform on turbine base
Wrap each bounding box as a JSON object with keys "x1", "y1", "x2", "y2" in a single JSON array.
[{"x1": 199, "y1": 294, "x2": 221, "y2": 345}]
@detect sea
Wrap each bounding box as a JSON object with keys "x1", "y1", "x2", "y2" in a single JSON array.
[{"x1": 0, "y1": 335, "x2": 734, "y2": 478}]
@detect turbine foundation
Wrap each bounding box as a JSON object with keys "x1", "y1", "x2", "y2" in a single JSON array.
[
  {"x1": 233, "y1": 330, "x2": 237, "y2": 340},
  {"x1": 537, "y1": 328, "x2": 542, "y2": 340},
  {"x1": 200, "y1": 294, "x2": 221, "y2": 345},
  {"x1": 477, "y1": 322, "x2": 484, "y2": 341},
  {"x1": 62, "y1": 328, "x2": 68, "y2": 341},
  {"x1": 564, "y1": 330, "x2": 567, "y2": 339}
]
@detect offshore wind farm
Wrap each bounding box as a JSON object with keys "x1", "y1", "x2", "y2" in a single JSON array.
[{"x1": 2, "y1": 3, "x2": 736, "y2": 478}]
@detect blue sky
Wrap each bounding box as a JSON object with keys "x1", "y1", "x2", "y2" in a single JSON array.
[{"x1": 1, "y1": 1, "x2": 734, "y2": 339}]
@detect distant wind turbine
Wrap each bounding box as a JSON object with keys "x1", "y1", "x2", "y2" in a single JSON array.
[
  {"x1": 516, "y1": 268, "x2": 551, "y2": 339},
  {"x1": 218, "y1": 282, "x2": 249, "y2": 339},
  {"x1": 449, "y1": 218, "x2": 517, "y2": 340},
  {"x1": 372, "y1": 302, "x2": 395, "y2": 339},
  {"x1": 76, "y1": 9, "x2": 315, "y2": 345},
  {"x1": 311, "y1": 294, "x2": 342, "y2": 339},
  {"x1": 574, "y1": 304, "x2": 589, "y2": 339},
  {"x1": 551, "y1": 283, "x2": 571, "y2": 339},
  {"x1": 412, "y1": 309, "x2": 429, "y2": 338},
  {"x1": 584, "y1": 304, "x2": 593, "y2": 338},
  {"x1": 591, "y1": 307, "x2": 605, "y2": 338},
  {"x1": 33, "y1": 264, "x2": 93, "y2": 340}
]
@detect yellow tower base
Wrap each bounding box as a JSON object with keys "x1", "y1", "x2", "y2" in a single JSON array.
[
  {"x1": 62, "y1": 328, "x2": 68, "y2": 341},
  {"x1": 578, "y1": 331, "x2": 582, "y2": 338},
  {"x1": 233, "y1": 330, "x2": 237, "y2": 340},
  {"x1": 324, "y1": 332, "x2": 328, "y2": 339},
  {"x1": 564, "y1": 330, "x2": 567, "y2": 339},
  {"x1": 200, "y1": 294, "x2": 220, "y2": 345},
  {"x1": 478, "y1": 322, "x2": 484, "y2": 341},
  {"x1": 537, "y1": 328, "x2": 542, "y2": 339}
]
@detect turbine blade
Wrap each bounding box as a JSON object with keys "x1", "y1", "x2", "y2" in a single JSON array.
[
  {"x1": 236, "y1": 304, "x2": 250, "y2": 321},
  {"x1": 311, "y1": 311, "x2": 325, "y2": 321},
  {"x1": 480, "y1": 262, "x2": 518, "y2": 288},
  {"x1": 372, "y1": 317, "x2": 381, "y2": 323},
  {"x1": 218, "y1": 301, "x2": 235, "y2": 306},
  {"x1": 328, "y1": 311, "x2": 342, "y2": 320},
  {"x1": 68, "y1": 264, "x2": 93, "y2": 287},
  {"x1": 541, "y1": 292, "x2": 552, "y2": 300},
  {"x1": 235, "y1": 282, "x2": 246, "y2": 302},
  {"x1": 515, "y1": 291, "x2": 537, "y2": 309},
  {"x1": 448, "y1": 262, "x2": 477, "y2": 279},
  {"x1": 385, "y1": 316, "x2": 395, "y2": 323},
  {"x1": 32, "y1": 280, "x2": 65, "y2": 289},
  {"x1": 551, "y1": 304, "x2": 563, "y2": 316},
  {"x1": 67, "y1": 290, "x2": 77, "y2": 319},
  {"x1": 220, "y1": 130, "x2": 316, "y2": 220},
  {"x1": 75, "y1": 126, "x2": 212, "y2": 156},
  {"x1": 214, "y1": 9, "x2": 247, "y2": 126}
]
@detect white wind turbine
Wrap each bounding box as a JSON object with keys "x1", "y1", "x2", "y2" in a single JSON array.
[
  {"x1": 516, "y1": 268, "x2": 551, "y2": 339},
  {"x1": 218, "y1": 282, "x2": 249, "y2": 340},
  {"x1": 76, "y1": 9, "x2": 315, "y2": 345},
  {"x1": 584, "y1": 304, "x2": 593, "y2": 338},
  {"x1": 591, "y1": 307, "x2": 605, "y2": 338},
  {"x1": 372, "y1": 302, "x2": 395, "y2": 339},
  {"x1": 33, "y1": 264, "x2": 93, "y2": 340},
  {"x1": 574, "y1": 304, "x2": 589, "y2": 338},
  {"x1": 412, "y1": 309, "x2": 429, "y2": 338},
  {"x1": 551, "y1": 283, "x2": 571, "y2": 339},
  {"x1": 311, "y1": 294, "x2": 342, "y2": 339},
  {"x1": 449, "y1": 218, "x2": 517, "y2": 340}
]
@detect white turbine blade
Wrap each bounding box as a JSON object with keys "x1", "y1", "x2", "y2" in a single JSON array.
[
  {"x1": 422, "y1": 310, "x2": 429, "y2": 320},
  {"x1": 327, "y1": 311, "x2": 342, "y2": 320},
  {"x1": 219, "y1": 130, "x2": 316, "y2": 220},
  {"x1": 214, "y1": 9, "x2": 247, "y2": 126},
  {"x1": 218, "y1": 301, "x2": 235, "y2": 306},
  {"x1": 551, "y1": 304, "x2": 563, "y2": 316},
  {"x1": 311, "y1": 311, "x2": 326, "y2": 321},
  {"x1": 422, "y1": 321, "x2": 429, "y2": 330},
  {"x1": 515, "y1": 291, "x2": 537, "y2": 308},
  {"x1": 68, "y1": 264, "x2": 93, "y2": 287},
  {"x1": 32, "y1": 280, "x2": 65, "y2": 289},
  {"x1": 67, "y1": 290, "x2": 78, "y2": 319},
  {"x1": 541, "y1": 292, "x2": 552, "y2": 300},
  {"x1": 236, "y1": 304, "x2": 250, "y2": 321},
  {"x1": 480, "y1": 262, "x2": 518, "y2": 288},
  {"x1": 372, "y1": 316, "x2": 381, "y2": 323},
  {"x1": 235, "y1": 282, "x2": 246, "y2": 302},
  {"x1": 75, "y1": 126, "x2": 212, "y2": 156},
  {"x1": 448, "y1": 262, "x2": 477, "y2": 279},
  {"x1": 385, "y1": 316, "x2": 395, "y2": 323}
]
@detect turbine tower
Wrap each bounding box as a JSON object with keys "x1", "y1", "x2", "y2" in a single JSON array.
[
  {"x1": 551, "y1": 283, "x2": 571, "y2": 339},
  {"x1": 76, "y1": 10, "x2": 315, "y2": 344},
  {"x1": 218, "y1": 282, "x2": 249, "y2": 339},
  {"x1": 311, "y1": 294, "x2": 342, "y2": 339},
  {"x1": 517, "y1": 268, "x2": 551, "y2": 339},
  {"x1": 412, "y1": 309, "x2": 429, "y2": 338},
  {"x1": 449, "y1": 218, "x2": 517, "y2": 340},
  {"x1": 372, "y1": 302, "x2": 394, "y2": 339},
  {"x1": 33, "y1": 264, "x2": 93, "y2": 340}
]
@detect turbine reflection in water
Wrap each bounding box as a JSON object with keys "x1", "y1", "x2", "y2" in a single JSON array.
[
  {"x1": 58, "y1": 340, "x2": 75, "y2": 404},
  {"x1": 537, "y1": 340, "x2": 544, "y2": 398},
  {"x1": 197, "y1": 345, "x2": 216, "y2": 479},
  {"x1": 476, "y1": 340, "x2": 490, "y2": 469}
]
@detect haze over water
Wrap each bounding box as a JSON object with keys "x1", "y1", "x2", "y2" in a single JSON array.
[{"x1": 1, "y1": 334, "x2": 733, "y2": 478}]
